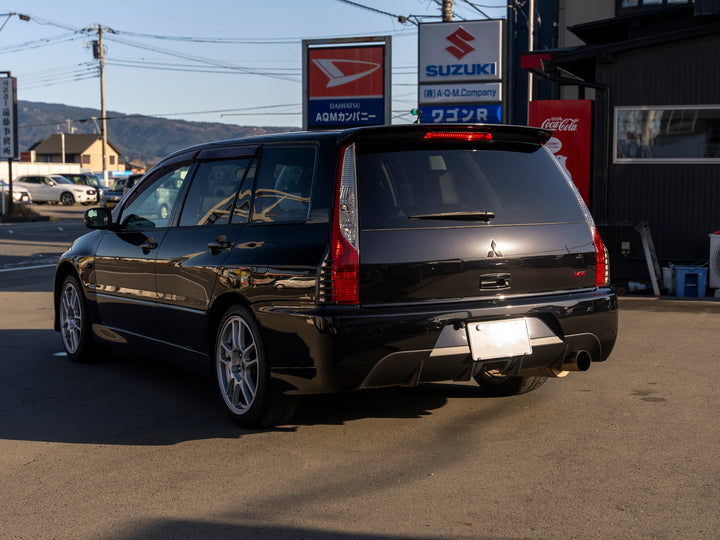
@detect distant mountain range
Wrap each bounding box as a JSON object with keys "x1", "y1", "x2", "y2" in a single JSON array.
[{"x1": 18, "y1": 100, "x2": 299, "y2": 167}]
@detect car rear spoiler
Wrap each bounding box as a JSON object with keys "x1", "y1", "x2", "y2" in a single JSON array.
[{"x1": 337, "y1": 124, "x2": 552, "y2": 146}]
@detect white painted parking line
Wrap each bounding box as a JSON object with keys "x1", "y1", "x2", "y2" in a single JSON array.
[{"x1": 0, "y1": 263, "x2": 57, "y2": 273}]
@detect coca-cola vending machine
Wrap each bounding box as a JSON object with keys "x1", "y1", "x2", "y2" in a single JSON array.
[{"x1": 529, "y1": 100, "x2": 593, "y2": 205}]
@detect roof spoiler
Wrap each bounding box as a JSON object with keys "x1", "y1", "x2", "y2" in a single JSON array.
[{"x1": 337, "y1": 124, "x2": 552, "y2": 146}]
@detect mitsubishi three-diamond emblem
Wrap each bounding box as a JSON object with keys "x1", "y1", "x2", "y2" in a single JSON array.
[
  {"x1": 445, "y1": 27, "x2": 476, "y2": 60},
  {"x1": 487, "y1": 240, "x2": 503, "y2": 258}
]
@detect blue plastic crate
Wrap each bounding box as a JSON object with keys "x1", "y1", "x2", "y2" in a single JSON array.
[{"x1": 673, "y1": 266, "x2": 707, "y2": 297}]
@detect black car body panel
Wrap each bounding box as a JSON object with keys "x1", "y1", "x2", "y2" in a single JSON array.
[{"x1": 54, "y1": 124, "x2": 618, "y2": 423}]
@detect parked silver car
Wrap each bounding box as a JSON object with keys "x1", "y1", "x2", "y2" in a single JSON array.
[
  {"x1": 0, "y1": 180, "x2": 32, "y2": 204},
  {"x1": 15, "y1": 175, "x2": 97, "y2": 205}
]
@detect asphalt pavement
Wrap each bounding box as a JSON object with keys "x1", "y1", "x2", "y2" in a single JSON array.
[{"x1": 1, "y1": 202, "x2": 719, "y2": 538}]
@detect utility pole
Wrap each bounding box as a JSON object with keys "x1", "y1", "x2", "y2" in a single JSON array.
[
  {"x1": 92, "y1": 25, "x2": 108, "y2": 186},
  {"x1": 442, "y1": 0, "x2": 453, "y2": 22}
]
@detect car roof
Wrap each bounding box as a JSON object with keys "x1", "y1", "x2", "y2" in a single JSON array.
[{"x1": 157, "y1": 123, "x2": 552, "y2": 163}]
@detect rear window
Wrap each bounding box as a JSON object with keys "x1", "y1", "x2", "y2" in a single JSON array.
[{"x1": 356, "y1": 144, "x2": 585, "y2": 229}]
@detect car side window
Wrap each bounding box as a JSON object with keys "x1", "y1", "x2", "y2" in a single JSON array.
[
  {"x1": 178, "y1": 158, "x2": 255, "y2": 227},
  {"x1": 119, "y1": 164, "x2": 192, "y2": 230},
  {"x1": 252, "y1": 147, "x2": 315, "y2": 224}
]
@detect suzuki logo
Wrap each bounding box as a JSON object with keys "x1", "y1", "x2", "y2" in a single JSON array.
[
  {"x1": 487, "y1": 240, "x2": 503, "y2": 258},
  {"x1": 312, "y1": 59, "x2": 381, "y2": 88},
  {"x1": 445, "y1": 27, "x2": 475, "y2": 60}
]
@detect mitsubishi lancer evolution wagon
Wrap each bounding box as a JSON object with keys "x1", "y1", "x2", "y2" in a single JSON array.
[{"x1": 54, "y1": 124, "x2": 618, "y2": 427}]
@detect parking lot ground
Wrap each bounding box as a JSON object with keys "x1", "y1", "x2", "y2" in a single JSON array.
[
  {"x1": 1, "y1": 271, "x2": 719, "y2": 538},
  {"x1": 1, "y1": 214, "x2": 719, "y2": 538},
  {"x1": 25, "y1": 202, "x2": 88, "y2": 221}
]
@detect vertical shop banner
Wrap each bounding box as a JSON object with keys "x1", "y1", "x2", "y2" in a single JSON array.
[
  {"x1": 0, "y1": 76, "x2": 18, "y2": 159},
  {"x1": 529, "y1": 100, "x2": 593, "y2": 204},
  {"x1": 306, "y1": 44, "x2": 388, "y2": 129}
]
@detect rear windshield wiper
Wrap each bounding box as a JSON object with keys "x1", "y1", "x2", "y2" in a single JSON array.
[{"x1": 409, "y1": 211, "x2": 495, "y2": 222}]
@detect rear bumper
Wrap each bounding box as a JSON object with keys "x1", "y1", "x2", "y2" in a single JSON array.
[{"x1": 257, "y1": 288, "x2": 618, "y2": 395}]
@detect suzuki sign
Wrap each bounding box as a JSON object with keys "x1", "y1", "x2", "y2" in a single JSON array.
[
  {"x1": 303, "y1": 37, "x2": 391, "y2": 130},
  {"x1": 418, "y1": 20, "x2": 505, "y2": 124},
  {"x1": 419, "y1": 20, "x2": 503, "y2": 83}
]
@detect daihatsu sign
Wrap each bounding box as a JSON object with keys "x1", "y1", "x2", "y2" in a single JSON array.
[
  {"x1": 303, "y1": 37, "x2": 391, "y2": 130},
  {"x1": 418, "y1": 21, "x2": 505, "y2": 124}
]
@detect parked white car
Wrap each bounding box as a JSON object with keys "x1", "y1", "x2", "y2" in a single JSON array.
[
  {"x1": 15, "y1": 175, "x2": 98, "y2": 205},
  {"x1": 0, "y1": 180, "x2": 32, "y2": 203}
]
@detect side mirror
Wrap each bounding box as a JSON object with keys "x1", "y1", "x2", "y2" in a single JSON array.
[{"x1": 84, "y1": 207, "x2": 113, "y2": 229}]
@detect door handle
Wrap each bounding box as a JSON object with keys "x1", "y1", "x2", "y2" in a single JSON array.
[
  {"x1": 479, "y1": 273, "x2": 512, "y2": 290},
  {"x1": 139, "y1": 238, "x2": 158, "y2": 254},
  {"x1": 208, "y1": 235, "x2": 232, "y2": 254}
]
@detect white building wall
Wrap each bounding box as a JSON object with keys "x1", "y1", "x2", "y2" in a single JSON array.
[
  {"x1": 0, "y1": 162, "x2": 87, "y2": 182},
  {"x1": 559, "y1": 0, "x2": 615, "y2": 48}
]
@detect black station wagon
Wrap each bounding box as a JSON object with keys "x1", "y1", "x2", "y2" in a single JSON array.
[{"x1": 54, "y1": 124, "x2": 618, "y2": 427}]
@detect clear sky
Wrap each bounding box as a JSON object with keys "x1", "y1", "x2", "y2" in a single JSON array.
[{"x1": 1, "y1": 0, "x2": 507, "y2": 128}]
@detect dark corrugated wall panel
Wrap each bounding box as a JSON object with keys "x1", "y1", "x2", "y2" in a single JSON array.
[{"x1": 595, "y1": 32, "x2": 720, "y2": 279}]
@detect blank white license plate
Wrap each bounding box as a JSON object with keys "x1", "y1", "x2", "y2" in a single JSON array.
[{"x1": 466, "y1": 319, "x2": 532, "y2": 361}]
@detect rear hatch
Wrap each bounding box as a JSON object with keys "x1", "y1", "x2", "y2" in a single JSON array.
[{"x1": 352, "y1": 126, "x2": 597, "y2": 306}]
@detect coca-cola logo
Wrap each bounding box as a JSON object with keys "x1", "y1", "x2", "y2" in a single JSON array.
[{"x1": 540, "y1": 117, "x2": 579, "y2": 131}]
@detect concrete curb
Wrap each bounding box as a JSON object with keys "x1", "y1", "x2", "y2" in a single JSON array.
[{"x1": 619, "y1": 295, "x2": 720, "y2": 313}]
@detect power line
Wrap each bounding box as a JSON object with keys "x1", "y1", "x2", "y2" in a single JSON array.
[
  {"x1": 18, "y1": 103, "x2": 306, "y2": 128},
  {"x1": 0, "y1": 32, "x2": 82, "y2": 54},
  {"x1": 459, "y1": 0, "x2": 492, "y2": 19},
  {"x1": 333, "y1": 0, "x2": 417, "y2": 24},
  {"x1": 104, "y1": 59, "x2": 302, "y2": 78},
  {"x1": 104, "y1": 34, "x2": 301, "y2": 83}
]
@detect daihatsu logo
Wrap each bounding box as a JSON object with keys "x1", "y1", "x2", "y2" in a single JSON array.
[
  {"x1": 312, "y1": 59, "x2": 381, "y2": 88},
  {"x1": 446, "y1": 27, "x2": 475, "y2": 60}
]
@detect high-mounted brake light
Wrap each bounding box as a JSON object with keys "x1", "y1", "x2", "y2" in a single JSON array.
[
  {"x1": 423, "y1": 131, "x2": 493, "y2": 141},
  {"x1": 329, "y1": 144, "x2": 360, "y2": 305}
]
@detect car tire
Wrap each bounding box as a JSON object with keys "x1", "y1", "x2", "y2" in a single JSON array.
[
  {"x1": 214, "y1": 305, "x2": 297, "y2": 428},
  {"x1": 60, "y1": 192, "x2": 75, "y2": 206},
  {"x1": 58, "y1": 274, "x2": 109, "y2": 363},
  {"x1": 159, "y1": 204, "x2": 169, "y2": 220},
  {"x1": 474, "y1": 366, "x2": 547, "y2": 396}
]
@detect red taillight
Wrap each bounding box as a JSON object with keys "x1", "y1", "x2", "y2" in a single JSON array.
[
  {"x1": 594, "y1": 229, "x2": 609, "y2": 287},
  {"x1": 423, "y1": 131, "x2": 492, "y2": 141},
  {"x1": 329, "y1": 144, "x2": 360, "y2": 305},
  {"x1": 330, "y1": 227, "x2": 359, "y2": 304}
]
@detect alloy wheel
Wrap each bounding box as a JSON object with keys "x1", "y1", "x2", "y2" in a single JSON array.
[
  {"x1": 60, "y1": 280, "x2": 83, "y2": 355},
  {"x1": 216, "y1": 315, "x2": 259, "y2": 415}
]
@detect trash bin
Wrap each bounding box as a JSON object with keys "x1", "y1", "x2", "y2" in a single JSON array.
[{"x1": 662, "y1": 266, "x2": 674, "y2": 295}]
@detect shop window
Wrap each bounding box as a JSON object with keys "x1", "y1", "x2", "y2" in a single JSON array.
[
  {"x1": 618, "y1": 0, "x2": 690, "y2": 12},
  {"x1": 614, "y1": 106, "x2": 720, "y2": 163}
]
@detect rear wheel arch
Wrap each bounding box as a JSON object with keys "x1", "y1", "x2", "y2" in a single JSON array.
[{"x1": 211, "y1": 300, "x2": 297, "y2": 427}]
